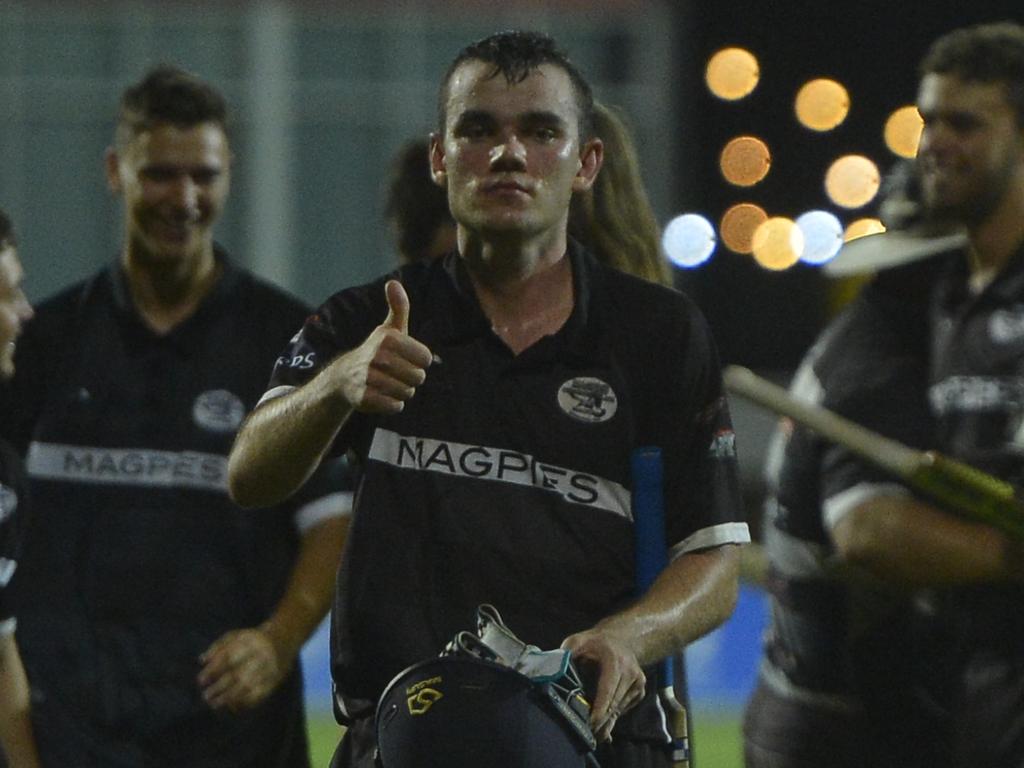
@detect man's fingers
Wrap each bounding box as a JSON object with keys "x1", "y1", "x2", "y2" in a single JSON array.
[
  {"x1": 374, "y1": 347, "x2": 429, "y2": 388},
  {"x1": 384, "y1": 279, "x2": 410, "y2": 334}
]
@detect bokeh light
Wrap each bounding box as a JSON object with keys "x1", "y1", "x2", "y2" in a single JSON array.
[
  {"x1": 662, "y1": 214, "x2": 717, "y2": 268},
  {"x1": 705, "y1": 47, "x2": 760, "y2": 101},
  {"x1": 844, "y1": 218, "x2": 886, "y2": 241},
  {"x1": 795, "y1": 210, "x2": 844, "y2": 265},
  {"x1": 794, "y1": 78, "x2": 850, "y2": 131},
  {"x1": 751, "y1": 217, "x2": 803, "y2": 271},
  {"x1": 825, "y1": 155, "x2": 881, "y2": 209},
  {"x1": 884, "y1": 105, "x2": 924, "y2": 158},
  {"x1": 720, "y1": 136, "x2": 771, "y2": 187},
  {"x1": 720, "y1": 203, "x2": 768, "y2": 254}
]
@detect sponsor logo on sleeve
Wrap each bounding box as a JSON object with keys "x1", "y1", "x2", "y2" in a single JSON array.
[
  {"x1": 557, "y1": 377, "x2": 618, "y2": 423},
  {"x1": 276, "y1": 352, "x2": 316, "y2": 370},
  {"x1": 708, "y1": 428, "x2": 737, "y2": 459},
  {"x1": 193, "y1": 390, "x2": 246, "y2": 433}
]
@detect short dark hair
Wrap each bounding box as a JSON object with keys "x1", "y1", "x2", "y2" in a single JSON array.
[
  {"x1": 385, "y1": 139, "x2": 454, "y2": 264},
  {"x1": 437, "y1": 30, "x2": 595, "y2": 140},
  {"x1": 115, "y1": 65, "x2": 228, "y2": 149},
  {"x1": 920, "y1": 21, "x2": 1024, "y2": 126},
  {"x1": 0, "y1": 208, "x2": 15, "y2": 248}
]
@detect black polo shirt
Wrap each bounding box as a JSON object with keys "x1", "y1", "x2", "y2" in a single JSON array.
[
  {"x1": 0, "y1": 250, "x2": 342, "y2": 766},
  {"x1": 928, "y1": 241, "x2": 1024, "y2": 641},
  {"x1": 265, "y1": 242, "x2": 748, "y2": 741},
  {"x1": 758, "y1": 263, "x2": 935, "y2": 700},
  {"x1": 0, "y1": 438, "x2": 28, "y2": 637}
]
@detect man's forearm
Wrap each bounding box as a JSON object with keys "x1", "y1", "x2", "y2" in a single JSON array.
[
  {"x1": 832, "y1": 494, "x2": 1022, "y2": 586},
  {"x1": 0, "y1": 633, "x2": 41, "y2": 768},
  {"x1": 262, "y1": 515, "x2": 349, "y2": 662},
  {"x1": 228, "y1": 367, "x2": 353, "y2": 509},
  {"x1": 602, "y1": 543, "x2": 741, "y2": 666}
]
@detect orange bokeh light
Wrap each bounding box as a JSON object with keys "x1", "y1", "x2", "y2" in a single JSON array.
[
  {"x1": 844, "y1": 218, "x2": 886, "y2": 241},
  {"x1": 752, "y1": 217, "x2": 804, "y2": 271},
  {"x1": 885, "y1": 105, "x2": 924, "y2": 158},
  {"x1": 720, "y1": 136, "x2": 771, "y2": 187},
  {"x1": 795, "y1": 78, "x2": 850, "y2": 131},
  {"x1": 705, "y1": 47, "x2": 760, "y2": 101},
  {"x1": 825, "y1": 155, "x2": 881, "y2": 209},
  {"x1": 720, "y1": 203, "x2": 768, "y2": 254}
]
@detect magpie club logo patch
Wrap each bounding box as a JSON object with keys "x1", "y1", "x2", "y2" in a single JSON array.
[{"x1": 557, "y1": 377, "x2": 618, "y2": 423}]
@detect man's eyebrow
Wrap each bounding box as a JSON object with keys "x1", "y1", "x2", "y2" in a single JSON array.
[
  {"x1": 519, "y1": 110, "x2": 567, "y2": 127},
  {"x1": 453, "y1": 109, "x2": 496, "y2": 126}
]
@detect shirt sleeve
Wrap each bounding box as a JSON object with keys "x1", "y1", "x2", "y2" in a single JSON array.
[
  {"x1": 665, "y1": 308, "x2": 749, "y2": 558},
  {"x1": 258, "y1": 283, "x2": 388, "y2": 408},
  {"x1": 819, "y1": 357, "x2": 933, "y2": 532}
]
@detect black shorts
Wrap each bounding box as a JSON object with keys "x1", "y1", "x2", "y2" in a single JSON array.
[{"x1": 743, "y1": 675, "x2": 947, "y2": 768}]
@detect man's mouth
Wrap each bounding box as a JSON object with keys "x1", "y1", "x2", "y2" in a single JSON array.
[{"x1": 483, "y1": 179, "x2": 531, "y2": 195}]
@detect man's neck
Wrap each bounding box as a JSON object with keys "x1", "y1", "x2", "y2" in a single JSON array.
[
  {"x1": 460, "y1": 232, "x2": 574, "y2": 355},
  {"x1": 121, "y1": 242, "x2": 221, "y2": 335},
  {"x1": 966, "y1": 178, "x2": 1024, "y2": 288}
]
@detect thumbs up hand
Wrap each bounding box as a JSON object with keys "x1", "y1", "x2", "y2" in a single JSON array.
[
  {"x1": 329, "y1": 279, "x2": 434, "y2": 414},
  {"x1": 383, "y1": 278, "x2": 410, "y2": 334}
]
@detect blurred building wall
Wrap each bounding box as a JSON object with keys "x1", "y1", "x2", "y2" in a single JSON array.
[{"x1": 0, "y1": 0, "x2": 686, "y2": 306}]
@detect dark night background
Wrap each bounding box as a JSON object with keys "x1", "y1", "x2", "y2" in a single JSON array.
[{"x1": 673, "y1": 0, "x2": 1024, "y2": 370}]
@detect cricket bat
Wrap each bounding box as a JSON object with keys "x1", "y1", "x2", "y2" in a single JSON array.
[
  {"x1": 632, "y1": 446, "x2": 691, "y2": 766},
  {"x1": 723, "y1": 365, "x2": 1024, "y2": 540}
]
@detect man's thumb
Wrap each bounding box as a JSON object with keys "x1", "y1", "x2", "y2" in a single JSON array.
[{"x1": 383, "y1": 279, "x2": 410, "y2": 334}]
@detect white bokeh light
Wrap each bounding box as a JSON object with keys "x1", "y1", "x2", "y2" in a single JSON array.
[
  {"x1": 662, "y1": 214, "x2": 717, "y2": 268},
  {"x1": 796, "y1": 210, "x2": 844, "y2": 265}
]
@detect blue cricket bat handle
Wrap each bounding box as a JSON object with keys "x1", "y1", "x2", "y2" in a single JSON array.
[{"x1": 632, "y1": 447, "x2": 691, "y2": 767}]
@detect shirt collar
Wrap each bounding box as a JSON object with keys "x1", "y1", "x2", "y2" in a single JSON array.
[
  {"x1": 936, "y1": 237, "x2": 1024, "y2": 309},
  {"x1": 433, "y1": 239, "x2": 609, "y2": 366},
  {"x1": 109, "y1": 243, "x2": 240, "y2": 334}
]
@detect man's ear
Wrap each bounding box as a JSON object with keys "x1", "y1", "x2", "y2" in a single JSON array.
[
  {"x1": 104, "y1": 147, "x2": 123, "y2": 194},
  {"x1": 573, "y1": 137, "x2": 604, "y2": 193},
  {"x1": 429, "y1": 132, "x2": 447, "y2": 188}
]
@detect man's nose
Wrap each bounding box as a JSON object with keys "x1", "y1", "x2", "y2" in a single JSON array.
[
  {"x1": 489, "y1": 133, "x2": 527, "y2": 169},
  {"x1": 170, "y1": 175, "x2": 201, "y2": 218},
  {"x1": 919, "y1": 123, "x2": 952, "y2": 156}
]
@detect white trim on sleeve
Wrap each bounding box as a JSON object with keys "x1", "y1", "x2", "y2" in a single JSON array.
[
  {"x1": 822, "y1": 482, "x2": 912, "y2": 531},
  {"x1": 295, "y1": 491, "x2": 353, "y2": 534},
  {"x1": 670, "y1": 521, "x2": 750, "y2": 559}
]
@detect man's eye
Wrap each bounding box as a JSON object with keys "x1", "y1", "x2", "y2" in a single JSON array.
[
  {"x1": 535, "y1": 128, "x2": 557, "y2": 141},
  {"x1": 143, "y1": 169, "x2": 176, "y2": 182},
  {"x1": 192, "y1": 170, "x2": 220, "y2": 185},
  {"x1": 462, "y1": 124, "x2": 488, "y2": 139}
]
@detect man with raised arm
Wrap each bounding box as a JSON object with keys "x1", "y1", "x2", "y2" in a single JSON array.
[{"x1": 229, "y1": 31, "x2": 748, "y2": 768}]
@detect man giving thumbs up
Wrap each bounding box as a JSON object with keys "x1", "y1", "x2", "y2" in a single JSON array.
[{"x1": 228, "y1": 30, "x2": 748, "y2": 768}]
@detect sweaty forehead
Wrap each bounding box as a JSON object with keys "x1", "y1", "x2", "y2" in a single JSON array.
[
  {"x1": 444, "y1": 61, "x2": 578, "y2": 124},
  {"x1": 127, "y1": 122, "x2": 230, "y2": 163},
  {"x1": 918, "y1": 73, "x2": 1011, "y2": 113}
]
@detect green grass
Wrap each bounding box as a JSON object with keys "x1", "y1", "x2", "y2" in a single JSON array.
[{"x1": 306, "y1": 708, "x2": 744, "y2": 768}]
